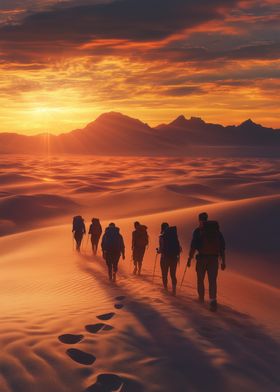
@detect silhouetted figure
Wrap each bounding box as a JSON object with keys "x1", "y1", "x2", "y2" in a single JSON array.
[
  {"x1": 72, "y1": 215, "x2": 86, "y2": 252},
  {"x1": 187, "y1": 212, "x2": 226, "y2": 311},
  {"x1": 88, "y1": 218, "x2": 102, "y2": 255},
  {"x1": 101, "y1": 223, "x2": 125, "y2": 281},
  {"x1": 158, "y1": 222, "x2": 181, "y2": 296},
  {"x1": 132, "y1": 221, "x2": 149, "y2": 275}
]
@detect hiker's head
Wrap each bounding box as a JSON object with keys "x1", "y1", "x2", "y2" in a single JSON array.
[
  {"x1": 109, "y1": 222, "x2": 115, "y2": 228},
  {"x1": 134, "y1": 221, "x2": 140, "y2": 229},
  {"x1": 161, "y1": 222, "x2": 169, "y2": 233},
  {"x1": 92, "y1": 217, "x2": 98, "y2": 223},
  {"x1": 198, "y1": 212, "x2": 208, "y2": 227}
]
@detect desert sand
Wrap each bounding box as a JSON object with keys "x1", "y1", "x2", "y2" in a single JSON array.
[{"x1": 0, "y1": 155, "x2": 279, "y2": 392}]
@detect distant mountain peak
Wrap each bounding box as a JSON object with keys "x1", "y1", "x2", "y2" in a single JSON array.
[
  {"x1": 239, "y1": 119, "x2": 259, "y2": 127},
  {"x1": 189, "y1": 116, "x2": 205, "y2": 124},
  {"x1": 170, "y1": 115, "x2": 187, "y2": 127}
]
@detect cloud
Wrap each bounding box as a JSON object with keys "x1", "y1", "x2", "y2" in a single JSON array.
[{"x1": 0, "y1": 0, "x2": 237, "y2": 43}]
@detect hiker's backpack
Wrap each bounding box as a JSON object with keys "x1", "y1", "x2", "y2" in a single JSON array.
[
  {"x1": 199, "y1": 221, "x2": 221, "y2": 256},
  {"x1": 134, "y1": 225, "x2": 149, "y2": 247},
  {"x1": 162, "y1": 226, "x2": 181, "y2": 257},
  {"x1": 90, "y1": 220, "x2": 102, "y2": 237},
  {"x1": 73, "y1": 216, "x2": 84, "y2": 232},
  {"x1": 102, "y1": 228, "x2": 122, "y2": 253}
]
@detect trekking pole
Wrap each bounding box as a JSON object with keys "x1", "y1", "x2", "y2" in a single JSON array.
[
  {"x1": 180, "y1": 264, "x2": 188, "y2": 291},
  {"x1": 152, "y1": 252, "x2": 159, "y2": 282}
]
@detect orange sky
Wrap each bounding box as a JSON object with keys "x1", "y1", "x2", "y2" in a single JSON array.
[{"x1": 0, "y1": 0, "x2": 279, "y2": 134}]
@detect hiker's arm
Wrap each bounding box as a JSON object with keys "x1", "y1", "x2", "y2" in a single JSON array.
[
  {"x1": 158, "y1": 236, "x2": 164, "y2": 254},
  {"x1": 219, "y1": 232, "x2": 226, "y2": 270},
  {"x1": 187, "y1": 247, "x2": 196, "y2": 267},
  {"x1": 132, "y1": 232, "x2": 135, "y2": 250},
  {"x1": 121, "y1": 237, "x2": 125, "y2": 259},
  {"x1": 187, "y1": 229, "x2": 199, "y2": 266}
]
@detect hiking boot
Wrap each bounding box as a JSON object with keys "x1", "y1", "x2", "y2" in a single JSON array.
[
  {"x1": 138, "y1": 268, "x2": 141, "y2": 276},
  {"x1": 112, "y1": 272, "x2": 116, "y2": 282},
  {"x1": 198, "y1": 296, "x2": 205, "y2": 304},
  {"x1": 210, "y1": 300, "x2": 217, "y2": 312},
  {"x1": 172, "y1": 286, "x2": 176, "y2": 296},
  {"x1": 133, "y1": 266, "x2": 137, "y2": 275}
]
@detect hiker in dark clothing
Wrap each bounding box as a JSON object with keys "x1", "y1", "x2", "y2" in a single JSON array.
[
  {"x1": 88, "y1": 218, "x2": 102, "y2": 255},
  {"x1": 132, "y1": 221, "x2": 149, "y2": 275},
  {"x1": 158, "y1": 222, "x2": 181, "y2": 296},
  {"x1": 72, "y1": 215, "x2": 86, "y2": 252},
  {"x1": 187, "y1": 212, "x2": 226, "y2": 311},
  {"x1": 101, "y1": 223, "x2": 125, "y2": 281}
]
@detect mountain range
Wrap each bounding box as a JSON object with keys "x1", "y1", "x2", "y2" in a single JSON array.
[{"x1": 0, "y1": 112, "x2": 279, "y2": 155}]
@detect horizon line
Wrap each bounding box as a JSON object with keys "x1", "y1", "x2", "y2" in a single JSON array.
[{"x1": 0, "y1": 111, "x2": 278, "y2": 137}]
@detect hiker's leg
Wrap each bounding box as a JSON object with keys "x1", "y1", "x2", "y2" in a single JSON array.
[
  {"x1": 170, "y1": 258, "x2": 178, "y2": 293},
  {"x1": 160, "y1": 256, "x2": 168, "y2": 288},
  {"x1": 75, "y1": 233, "x2": 82, "y2": 251},
  {"x1": 207, "y1": 258, "x2": 219, "y2": 300},
  {"x1": 106, "y1": 257, "x2": 113, "y2": 280},
  {"x1": 94, "y1": 236, "x2": 100, "y2": 255},
  {"x1": 196, "y1": 258, "x2": 207, "y2": 300},
  {"x1": 113, "y1": 255, "x2": 120, "y2": 273},
  {"x1": 138, "y1": 247, "x2": 145, "y2": 274},
  {"x1": 91, "y1": 237, "x2": 95, "y2": 253},
  {"x1": 112, "y1": 255, "x2": 120, "y2": 282}
]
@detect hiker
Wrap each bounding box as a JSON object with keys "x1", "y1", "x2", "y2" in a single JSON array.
[
  {"x1": 187, "y1": 212, "x2": 226, "y2": 312},
  {"x1": 132, "y1": 221, "x2": 149, "y2": 275},
  {"x1": 72, "y1": 215, "x2": 86, "y2": 252},
  {"x1": 158, "y1": 222, "x2": 181, "y2": 296},
  {"x1": 88, "y1": 218, "x2": 102, "y2": 255},
  {"x1": 101, "y1": 223, "x2": 125, "y2": 281}
]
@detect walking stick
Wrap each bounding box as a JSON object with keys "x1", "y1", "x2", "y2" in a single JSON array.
[
  {"x1": 152, "y1": 253, "x2": 159, "y2": 282},
  {"x1": 180, "y1": 264, "x2": 188, "y2": 291}
]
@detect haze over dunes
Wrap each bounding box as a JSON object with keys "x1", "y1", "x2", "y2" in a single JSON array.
[
  {"x1": 0, "y1": 112, "x2": 279, "y2": 155},
  {"x1": 0, "y1": 0, "x2": 279, "y2": 133}
]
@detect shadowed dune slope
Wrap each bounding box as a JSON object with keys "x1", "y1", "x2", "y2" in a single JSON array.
[{"x1": 0, "y1": 195, "x2": 279, "y2": 392}]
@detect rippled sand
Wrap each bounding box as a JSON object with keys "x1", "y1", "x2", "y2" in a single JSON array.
[{"x1": 0, "y1": 155, "x2": 279, "y2": 391}]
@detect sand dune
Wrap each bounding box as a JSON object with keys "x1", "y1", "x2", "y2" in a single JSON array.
[
  {"x1": 1, "y1": 193, "x2": 280, "y2": 392},
  {"x1": 0, "y1": 153, "x2": 279, "y2": 391}
]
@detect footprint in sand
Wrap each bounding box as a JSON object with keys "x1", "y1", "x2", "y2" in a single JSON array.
[
  {"x1": 114, "y1": 303, "x2": 124, "y2": 309},
  {"x1": 58, "y1": 334, "x2": 84, "y2": 344},
  {"x1": 97, "y1": 312, "x2": 115, "y2": 321},
  {"x1": 85, "y1": 323, "x2": 114, "y2": 334},
  {"x1": 85, "y1": 373, "x2": 123, "y2": 391},
  {"x1": 66, "y1": 348, "x2": 96, "y2": 365},
  {"x1": 115, "y1": 295, "x2": 126, "y2": 301}
]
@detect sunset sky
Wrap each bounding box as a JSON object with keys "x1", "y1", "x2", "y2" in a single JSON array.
[{"x1": 0, "y1": 0, "x2": 279, "y2": 134}]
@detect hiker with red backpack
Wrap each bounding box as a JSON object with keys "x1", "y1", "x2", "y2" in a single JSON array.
[
  {"x1": 158, "y1": 222, "x2": 182, "y2": 296},
  {"x1": 187, "y1": 212, "x2": 226, "y2": 312},
  {"x1": 88, "y1": 218, "x2": 102, "y2": 255},
  {"x1": 132, "y1": 221, "x2": 149, "y2": 275},
  {"x1": 72, "y1": 215, "x2": 86, "y2": 252},
  {"x1": 101, "y1": 223, "x2": 125, "y2": 282}
]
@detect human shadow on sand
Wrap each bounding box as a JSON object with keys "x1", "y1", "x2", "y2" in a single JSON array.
[
  {"x1": 79, "y1": 254, "x2": 280, "y2": 391},
  {"x1": 79, "y1": 255, "x2": 226, "y2": 390}
]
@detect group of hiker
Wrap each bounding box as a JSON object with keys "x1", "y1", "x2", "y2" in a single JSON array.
[{"x1": 72, "y1": 212, "x2": 226, "y2": 311}]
